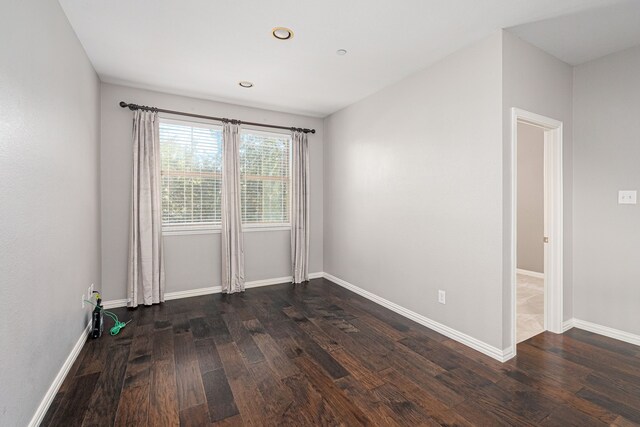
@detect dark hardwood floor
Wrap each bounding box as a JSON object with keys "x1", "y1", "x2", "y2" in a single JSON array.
[{"x1": 43, "y1": 278, "x2": 640, "y2": 426}]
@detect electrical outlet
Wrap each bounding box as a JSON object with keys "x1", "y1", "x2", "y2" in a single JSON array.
[
  {"x1": 82, "y1": 294, "x2": 85, "y2": 309},
  {"x1": 618, "y1": 190, "x2": 637, "y2": 205},
  {"x1": 438, "y1": 290, "x2": 446, "y2": 304}
]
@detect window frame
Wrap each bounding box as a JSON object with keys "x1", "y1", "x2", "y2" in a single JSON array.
[
  {"x1": 158, "y1": 117, "x2": 293, "y2": 235},
  {"x1": 159, "y1": 116, "x2": 224, "y2": 234},
  {"x1": 239, "y1": 127, "x2": 292, "y2": 230}
]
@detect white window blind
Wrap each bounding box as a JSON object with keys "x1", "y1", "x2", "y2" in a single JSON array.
[
  {"x1": 240, "y1": 130, "x2": 291, "y2": 225},
  {"x1": 159, "y1": 119, "x2": 222, "y2": 228}
]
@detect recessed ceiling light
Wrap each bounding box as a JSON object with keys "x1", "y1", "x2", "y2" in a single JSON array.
[
  {"x1": 272, "y1": 27, "x2": 294, "y2": 40},
  {"x1": 336, "y1": 49, "x2": 347, "y2": 56},
  {"x1": 238, "y1": 81, "x2": 254, "y2": 88}
]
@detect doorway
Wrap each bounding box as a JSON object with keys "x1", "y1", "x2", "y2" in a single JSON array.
[
  {"x1": 511, "y1": 108, "x2": 563, "y2": 352},
  {"x1": 516, "y1": 121, "x2": 545, "y2": 343}
]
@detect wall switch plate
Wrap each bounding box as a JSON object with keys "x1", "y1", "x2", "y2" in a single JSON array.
[
  {"x1": 438, "y1": 290, "x2": 446, "y2": 304},
  {"x1": 618, "y1": 190, "x2": 637, "y2": 205}
]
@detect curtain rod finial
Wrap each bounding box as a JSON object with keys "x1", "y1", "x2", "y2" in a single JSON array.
[{"x1": 119, "y1": 101, "x2": 128, "y2": 108}]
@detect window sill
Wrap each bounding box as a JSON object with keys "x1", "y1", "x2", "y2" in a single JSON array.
[
  {"x1": 243, "y1": 224, "x2": 291, "y2": 232},
  {"x1": 163, "y1": 227, "x2": 221, "y2": 236},
  {"x1": 162, "y1": 224, "x2": 291, "y2": 236}
]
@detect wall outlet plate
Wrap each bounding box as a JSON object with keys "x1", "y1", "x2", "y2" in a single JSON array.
[
  {"x1": 618, "y1": 190, "x2": 637, "y2": 205},
  {"x1": 82, "y1": 294, "x2": 85, "y2": 309},
  {"x1": 438, "y1": 290, "x2": 446, "y2": 304}
]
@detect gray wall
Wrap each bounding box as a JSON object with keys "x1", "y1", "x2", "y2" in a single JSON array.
[
  {"x1": 573, "y1": 46, "x2": 640, "y2": 335},
  {"x1": 517, "y1": 122, "x2": 545, "y2": 273},
  {"x1": 0, "y1": 1, "x2": 101, "y2": 425},
  {"x1": 324, "y1": 34, "x2": 505, "y2": 349},
  {"x1": 100, "y1": 83, "x2": 324, "y2": 300},
  {"x1": 502, "y1": 31, "x2": 574, "y2": 347}
]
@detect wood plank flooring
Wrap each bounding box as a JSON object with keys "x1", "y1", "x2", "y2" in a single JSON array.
[{"x1": 43, "y1": 278, "x2": 640, "y2": 426}]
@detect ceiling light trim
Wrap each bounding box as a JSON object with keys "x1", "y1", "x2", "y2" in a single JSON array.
[{"x1": 272, "y1": 27, "x2": 294, "y2": 40}]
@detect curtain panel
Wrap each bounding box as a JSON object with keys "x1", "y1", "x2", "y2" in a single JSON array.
[
  {"x1": 127, "y1": 110, "x2": 165, "y2": 307},
  {"x1": 291, "y1": 131, "x2": 310, "y2": 283},
  {"x1": 221, "y1": 122, "x2": 245, "y2": 293}
]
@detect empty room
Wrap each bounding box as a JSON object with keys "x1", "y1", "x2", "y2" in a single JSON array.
[{"x1": 3, "y1": 0, "x2": 640, "y2": 426}]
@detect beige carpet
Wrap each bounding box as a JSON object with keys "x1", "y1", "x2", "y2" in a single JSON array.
[{"x1": 517, "y1": 273, "x2": 544, "y2": 343}]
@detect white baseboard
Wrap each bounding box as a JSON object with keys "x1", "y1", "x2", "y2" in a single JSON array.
[
  {"x1": 516, "y1": 268, "x2": 544, "y2": 279},
  {"x1": 562, "y1": 318, "x2": 575, "y2": 332},
  {"x1": 565, "y1": 318, "x2": 640, "y2": 347},
  {"x1": 165, "y1": 286, "x2": 221, "y2": 301},
  {"x1": 245, "y1": 272, "x2": 324, "y2": 289},
  {"x1": 501, "y1": 346, "x2": 516, "y2": 361},
  {"x1": 28, "y1": 322, "x2": 91, "y2": 427},
  {"x1": 102, "y1": 298, "x2": 128, "y2": 309},
  {"x1": 246, "y1": 275, "x2": 294, "y2": 289},
  {"x1": 322, "y1": 273, "x2": 512, "y2": 362},
  {"x1": 102, "y1": 272, "x2": 325, "y2": 308}
]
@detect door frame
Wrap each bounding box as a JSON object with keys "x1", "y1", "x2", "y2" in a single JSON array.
[{"x1": 511, "y1": 108, "x2": 564, "y2": 352}]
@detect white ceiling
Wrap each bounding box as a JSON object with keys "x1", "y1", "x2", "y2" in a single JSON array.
[
  {"x1": 59, "y1": 0, "x2": 635, "y2": 117},
  {"x1": 508, "y1": 0, "x2": 640, "y2": 65}
]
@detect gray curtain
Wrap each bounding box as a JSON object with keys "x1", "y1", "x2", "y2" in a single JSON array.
[
  {"x1": 127, "y1": 110, "x2": 165, "y2": 307},
  {"x1": 221, "y1": 122, "x2": 245, "y2": 293},
  {"x1": 291, "y1": 131, "x2": 310, "y2": 283}
]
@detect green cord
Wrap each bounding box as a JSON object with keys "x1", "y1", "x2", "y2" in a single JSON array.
[{"x1": 84, "y1": 300, "x2": 132, "y2": 335}]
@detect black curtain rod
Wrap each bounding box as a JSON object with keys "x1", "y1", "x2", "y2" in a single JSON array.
[{"x1": 119, "y1": 101, "x2": 316, "y2": 134}]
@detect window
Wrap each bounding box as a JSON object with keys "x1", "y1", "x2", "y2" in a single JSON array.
[
  {"x1": 159, "y1": 119, "x2": 291, "y2": 232},
  {"x1": 159, "y1": 119, "x2": 222, "y2": 230},
  {"x1": 240, "y1": 130, "x2": 291, "y2": 225}
]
